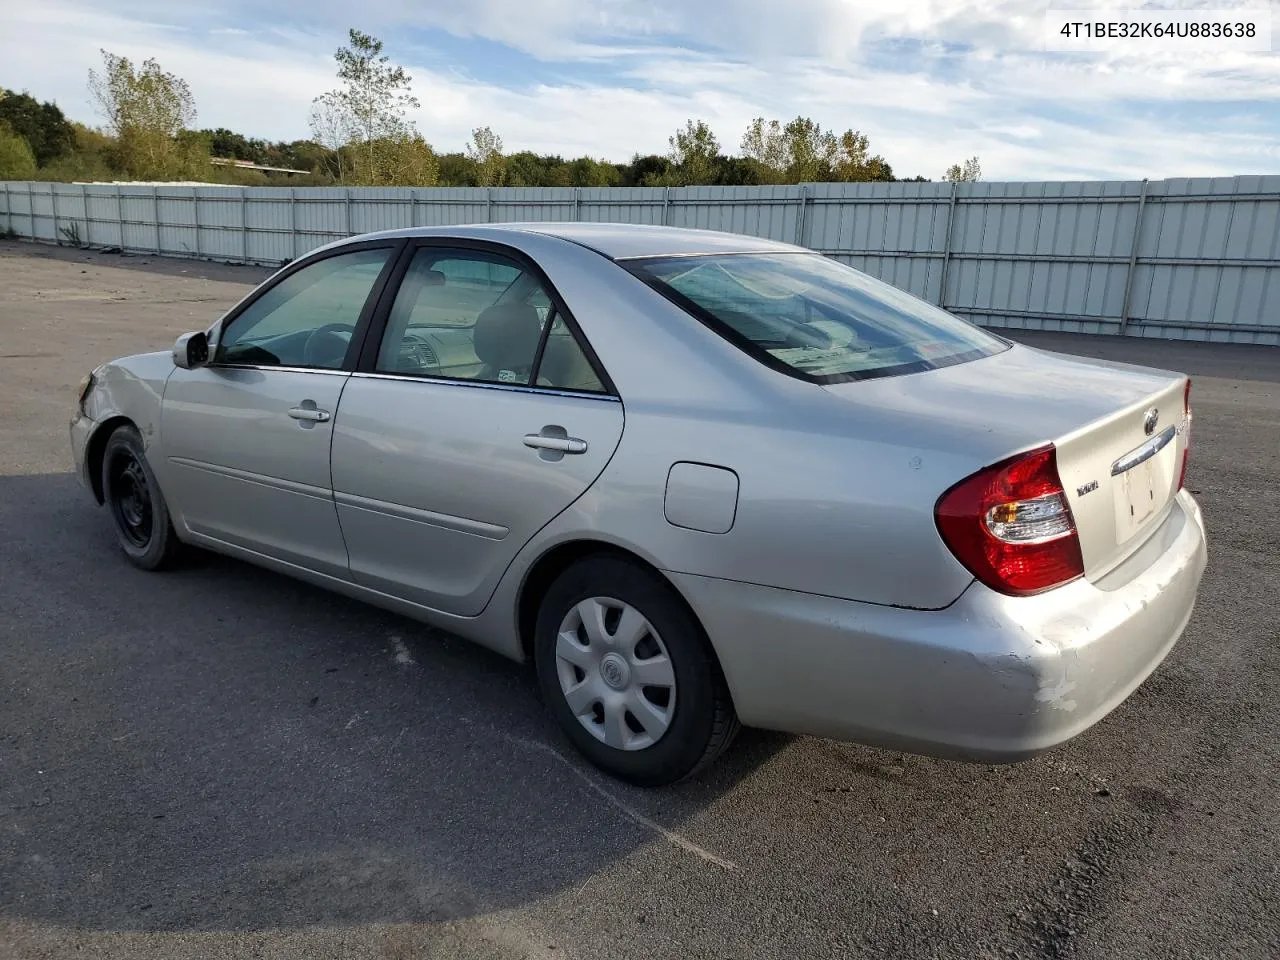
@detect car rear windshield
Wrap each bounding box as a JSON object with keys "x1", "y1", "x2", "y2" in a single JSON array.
[{"x1": 627, "y1": 252, "x2": 1009, "y2": 383}]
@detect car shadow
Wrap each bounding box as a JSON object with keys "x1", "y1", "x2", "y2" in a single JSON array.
[{"x1": 0, "y1": 471, "x2": 790, "y2": 933}]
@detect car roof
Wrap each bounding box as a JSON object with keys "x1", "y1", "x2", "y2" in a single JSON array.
[{"x1": 354, "y1": 222, "x2": 806, "y2": 261}]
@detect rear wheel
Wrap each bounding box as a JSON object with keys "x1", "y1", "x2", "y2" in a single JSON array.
[
  {"x1": 534, "y1": 556, "x2": 739, "y2": 786},
  {"x1": 101, "y1": 424, "x2": 183, "y2": 571}
]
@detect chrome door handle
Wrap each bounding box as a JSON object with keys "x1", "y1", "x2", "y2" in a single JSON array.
[
  {"x1": 523, "y1": 434, "x2": 587, "y2": 454},
  {"x1": 288, "y1": 405, "x2": 331, "y2": 422}
]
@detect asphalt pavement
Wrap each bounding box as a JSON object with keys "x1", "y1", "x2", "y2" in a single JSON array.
[{"x1": 1, "y1": 239, "x2": 1277, "y2": 959}]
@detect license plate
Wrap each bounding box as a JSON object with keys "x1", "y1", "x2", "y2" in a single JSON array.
[{"x1": 1113, "y1": 443, "x2": 1177, "y2": 544}]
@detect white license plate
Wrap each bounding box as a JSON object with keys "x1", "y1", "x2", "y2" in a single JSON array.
[{"x1": 1113, "y1": 443, "x2": 1177, "y2": 544}]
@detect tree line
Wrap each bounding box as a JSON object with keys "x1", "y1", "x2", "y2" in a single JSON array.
[{"x1": 0, "y1": 29, "x2": 982, "y2": 187}]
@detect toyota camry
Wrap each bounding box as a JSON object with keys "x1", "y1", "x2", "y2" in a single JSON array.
[{"x1": 70, "y1": 223, "x2": 1208, "y2": 786}]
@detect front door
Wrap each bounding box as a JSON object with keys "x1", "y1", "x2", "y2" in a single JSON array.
[
  {"x1": 330, "y1": 243, "x2": 624, "y2": 615},
  {"x1": 161, "y1": 244, "x2": 399, "y2": 577}
]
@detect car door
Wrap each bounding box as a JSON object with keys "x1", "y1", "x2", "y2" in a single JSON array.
[
  {"x1": 329, "y1": 241, "x2": 624, "y2": 616},
  {"x1": 161, "y1": 242, "x2": 400, "y2": 578}
]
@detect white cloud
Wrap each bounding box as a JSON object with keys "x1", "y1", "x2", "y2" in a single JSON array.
[{"x1": 1, "y1": 0, "x2": 1278, "y2": 181}]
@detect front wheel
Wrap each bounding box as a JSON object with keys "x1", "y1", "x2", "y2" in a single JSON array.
[
  {"x1": 534, "y1": 556, "x2": 739, "y2": 786},
  {"x1": 101, "y1": 424, "x2": 183, "y2": 571}
]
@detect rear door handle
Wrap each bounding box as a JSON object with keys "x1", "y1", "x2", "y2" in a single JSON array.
[
  {"x1": 288, "y1": 405, "x2": 331, "y2": 423},
  {"x1": 523, "y1": 434, "x2": 587, "y2": 454}
]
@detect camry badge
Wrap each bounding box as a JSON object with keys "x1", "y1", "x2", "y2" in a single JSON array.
[{"x1": 1077, "y1": 480, "x2": 1099, "y2": 497}]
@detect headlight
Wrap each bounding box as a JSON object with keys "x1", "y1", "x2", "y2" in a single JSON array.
[{"x1": 76, "y1": 372, "x2": 95, "y2": 415}]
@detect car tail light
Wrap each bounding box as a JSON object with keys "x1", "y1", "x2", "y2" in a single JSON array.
[
  {"x1": 1178, "y1": 378, "x2": 1192, "y2": 490},
  {"x1": 935, "y1": 445, "x2": 1084, "y2": 597}
]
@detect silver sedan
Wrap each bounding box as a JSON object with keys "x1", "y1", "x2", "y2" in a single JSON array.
[{"x1": 70, "y1": 223, "x2": 1208, "y2": 786}]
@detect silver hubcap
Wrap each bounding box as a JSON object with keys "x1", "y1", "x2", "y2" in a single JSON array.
[{"x1": 554, "y1": 597, "x2": 677, "y2": 751}]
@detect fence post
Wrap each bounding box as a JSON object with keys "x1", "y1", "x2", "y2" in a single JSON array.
[
  {"x1": 937, "y1": 181, "x2": 959, "y2": 309},
  {"x1": 50, "y1": 183, "x2": 60, "y2": 244},
  {"x1": 486, "y1": 187, "x2": 493, "y2": 223},
  {"x1": 2, "y1": 181, "x2": 10, "y2": 235},
  {"x1": 115, "y1": 185, "x2": 124, "y2": 250},
  {"x1": 574, "y1": 187, "x2": 581, "y2": 221},
  {"x1": 290, "y1": 187, "x2": 298, "y2": 261},
  {"x1": 344, "y1": 187, "x2": 353, "y2": 235},
  {"x1": 795, "y1": 184, "x2": 809, "y2": 246},
  {"x1": 240, "y1": 188, "x2": 249, "y2": 263},
  {"x1": 1118, "y1": 178, "x2": 1150, "y2": 337},
  {"x1": 80, "y1": 183, "x2": 89, "y2": 246},
  {"x1": 191, "y1": 187, "x2": 201, "y2": 258},
  {"x1": 663, "y1": 187, "x2": 671, "y2": 226},
  {"x1": 152, "y1": 185, "x2": 162, "y2": 255}
]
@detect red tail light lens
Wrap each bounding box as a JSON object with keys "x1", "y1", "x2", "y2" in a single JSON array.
[
  {"x1": 935, "y1": 445, "x2": 1084, "y2": 597},
  {"x1": 1178, "y1": 378, "x2": 1192, "y2": 490}
]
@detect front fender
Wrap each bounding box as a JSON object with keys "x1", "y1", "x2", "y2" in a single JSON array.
[{"x1": 76, "y1": 351, "x2": 174, "y2": 501}]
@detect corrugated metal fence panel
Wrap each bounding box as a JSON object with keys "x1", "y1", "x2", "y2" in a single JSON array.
[
  {"x1": 1126, "y1": 176, "x2": 1280, "y2": 343},
  {"x1": 2, "y1": 178, "x2": 1278, "y2": 344},
  {"x1": 942, "y1": 180, "x2": 1142, "y2": 336}
]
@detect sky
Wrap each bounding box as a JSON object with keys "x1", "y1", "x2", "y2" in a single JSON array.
[{"x1": 2, "y1": 0, "x2": 1279, "y2": 181}]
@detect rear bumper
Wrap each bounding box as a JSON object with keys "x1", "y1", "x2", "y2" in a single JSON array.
[{"x1": 670, "y1": 489, "x2": 1207, "y2": 762}]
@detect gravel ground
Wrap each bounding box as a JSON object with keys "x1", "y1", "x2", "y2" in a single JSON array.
[{"x1": 1, "y1": 239, "x2": 1277, "y2": 960}]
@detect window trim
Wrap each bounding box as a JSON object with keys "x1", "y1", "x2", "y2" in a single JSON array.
[
  {"x1": 622, "y1": 252, "x2": 1011, "y2": 386},
  {"x1": 354, "y1": 237, "x2": 618, "y2": 398},
  {"x1": 207, "y1": 238, "x2": 407, "y2": 374}
]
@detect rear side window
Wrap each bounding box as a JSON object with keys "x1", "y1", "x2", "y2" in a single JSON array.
[{"x1": 627, "y1": 253, "x2": 1008, "y2": 384}]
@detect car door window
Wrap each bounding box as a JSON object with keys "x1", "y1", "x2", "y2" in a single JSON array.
[
  {"x1": 535, "y1": 314, "x2": 606, "y2": 392},
  {"x1": 378, "y1": 248, "x2": 596, "y2": 388},
  {"x1": 216, "y1": 247, "x2": 393, "y2": 369}
]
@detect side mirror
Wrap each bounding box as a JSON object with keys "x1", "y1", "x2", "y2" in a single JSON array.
[{"x1": 173, "y1": 331, "x2": 210, "y2": 370}]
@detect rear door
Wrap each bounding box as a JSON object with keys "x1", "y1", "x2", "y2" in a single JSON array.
[
  {"x1": 162, "y1": 243, "x2": 399, "y2": 577},
  {"x1": 329, "y1": 241, "x2": 624, "y2": 616}
]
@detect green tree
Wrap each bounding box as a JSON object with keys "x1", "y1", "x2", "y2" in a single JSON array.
[
  {"x1": 781, "y1": 116, "x2": 837, "y2": 183},
  {"x1": 739, "y1": 118, "x2": 788, "y2": 182},
  {"x1": 668, "y1": 119, "x2": 719, "y2": 185},
  {"x1": 313, "y1": 29, "x2": 421, "y2": 186},
  {"x1": 0, "y1": 89, "x2": 75, "y2": 166},
  {"x1": 830, "y1": 129, "x2": 893, "y2": 182},
  {"x1": 0, "y1": 122, "x2": 37, "y2": 179},
  {"x1": 943, "y1": 156, "x2": 982, "y2": 182},
  {"x1": 88, "y1": 50, "x2": 197, "y2": 179},
  {"x1": 466, "y1": 126, "x2": 505, "y2": 186}
]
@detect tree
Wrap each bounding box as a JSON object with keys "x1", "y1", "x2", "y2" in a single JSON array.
[
  {"x1": 309, "y1": 94, "x2": 354, "y2": 182},
  {"x1": 740, "y1": 118, "x2": 788, "y2": 181},
  {"x1": 88, "y1": 50, "x2": 197, "y2": 179},
  {"x1": 0, "y1": 122, "x2": 37, "y2": 179},
  {"x1": 944, "y1": 156, "x2": 982, "y2": 182},
  {"x1": 466, "y1": 126, "x2": 505, "y2": 186},
  {"x1": 0, "y1": 89, "x2": 75, "y2": 166},
  {"x1": 830, "y1": 129, "x2": 893, "y2": 182},
  {"x1": 313, "y1": 29, "x2": 421, "y2": 186},
  {"x1": 668, "y1": 119, "x2": 719, "y2": 185},
  {"x1": 780, "y1": 116, "x2": 837, "y2": 183}
]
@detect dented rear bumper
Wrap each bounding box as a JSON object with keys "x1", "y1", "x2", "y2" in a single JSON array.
[{"x1": 669, "y1": 489, "x2": 1207, "y2": 761}]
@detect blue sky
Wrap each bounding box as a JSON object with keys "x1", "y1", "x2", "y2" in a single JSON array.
[{"x1": 3, "y1": 0, "x2": 1279, "y2": 180}]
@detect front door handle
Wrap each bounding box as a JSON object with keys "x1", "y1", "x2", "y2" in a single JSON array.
[
  {"x1": 288, "y1": 403, "x2": 331, "y2": 423},
  {"x1": 523, "y1": 433, "x2": 587, "y2": 454}
]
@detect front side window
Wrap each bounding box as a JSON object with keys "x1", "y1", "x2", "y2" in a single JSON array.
[
  {"x1": 376, "y1": 247, "x2": 603, "y2": 391},
  {"x1": 627, "y1": 253, "x2": 1009, "y2": 384},
  {"x1": 216, "y1": 247, "x2": 393, "y2": 369}
]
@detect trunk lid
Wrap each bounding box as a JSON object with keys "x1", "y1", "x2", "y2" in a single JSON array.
[{"x1": 822, "y1": 343, "x2": 1189, "y2": 582}]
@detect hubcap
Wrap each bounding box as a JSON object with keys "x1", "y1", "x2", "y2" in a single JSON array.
[
  {"x1": 554, "y1": 597, "x2": 677, "y2": 751},
  {"x1": 108, "y1": 450, "x2": 153, "y2": 548}
]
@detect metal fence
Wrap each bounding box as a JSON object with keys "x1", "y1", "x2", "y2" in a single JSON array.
[{"x1": 3, "y1": 176, "x2": 1279, "y2": 344}]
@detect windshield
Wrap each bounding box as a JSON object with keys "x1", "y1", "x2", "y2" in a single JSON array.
[{"x1": 627, "y1": 252, "x2": 1009, "y2": 383}]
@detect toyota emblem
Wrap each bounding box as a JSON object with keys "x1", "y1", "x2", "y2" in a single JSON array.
[{"x1": 1142, "y1": 407, "x2": 1159, "y2": 436}]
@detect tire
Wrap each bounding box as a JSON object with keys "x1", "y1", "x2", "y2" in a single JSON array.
[
  {"x1": 534, "y1": 555, "x2": 739, "y2": 786},
  {"x1": 100, "y1": 424, "x2": 183, "y2": 571}
]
